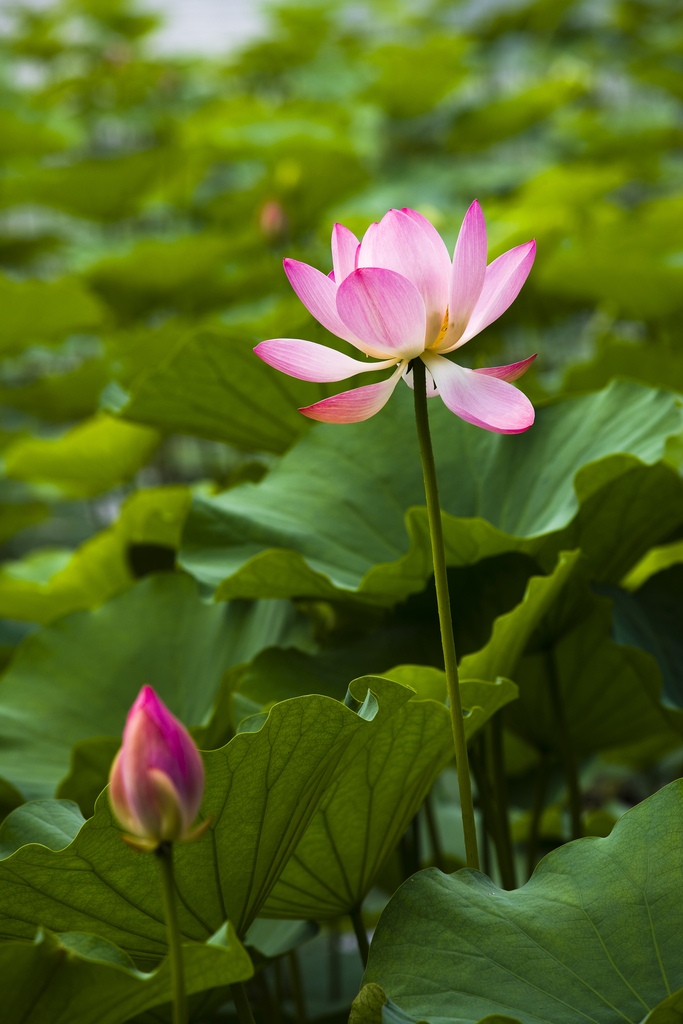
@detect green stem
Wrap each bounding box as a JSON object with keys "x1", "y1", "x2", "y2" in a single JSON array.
[
  {"x1": 288, "y1": 950, "x2": 307, "y2": 1024},
  {"x1": 527, "y1": 754, "x2": 548, "y2": 880},
  {"x1": 413, "y1": 358, "x2": 479, "y2": 870},
  {"x1": 466, "y1": 737, "x2": 509, "y2": 888},
  {"x1": 231, "y1": 982, "x2": 257, "y2": 1024},
  {"x1": 489, "y1": 715, "x2": 516, "y2": 889},
  {"x1": 425, "y1": 792, "x2": 445, "y2": 872},
  {"x1": 274, "y1": 957, "x2": 284, "y2": 1021},
  {"x1": 328, "y1": 922, "x2": 342, "y2": 1002},
  {"x1": 545, "y1": 649, "x2": 582, "y2": 840},
  {"x1": 350, "y1": 905, "x2": 370, "y2": 967},
  {"x1": 155, "y1": 842, "x2": 187, "y2": 1024},
  {"x1": 469, "y1": 738, "x2": 503, "y2": 882}
]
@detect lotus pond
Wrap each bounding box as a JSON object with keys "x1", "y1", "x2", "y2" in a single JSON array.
[{"x1": 0, "y1": 1, "x2": 682, "y2": 1023}]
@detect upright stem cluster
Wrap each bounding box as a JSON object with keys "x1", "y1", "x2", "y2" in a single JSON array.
[{"x1": 412, "y1": 358, "x2": 480, "y2": 871}]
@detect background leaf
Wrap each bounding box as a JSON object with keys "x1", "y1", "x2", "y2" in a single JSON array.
[
  {"x1": 4, "y1": 415, "x2": 160, "y2": 498},
  {"x1": 0, "y1": 572, "x2": 307, "y2": 798},
  {"x1": 179, "y1": 383, "x2": 683, "y2": 604}
]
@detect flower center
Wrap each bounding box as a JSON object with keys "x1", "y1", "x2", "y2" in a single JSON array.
[{"x1": 427, "y1": 307, "x2": 449, "y2": 349}]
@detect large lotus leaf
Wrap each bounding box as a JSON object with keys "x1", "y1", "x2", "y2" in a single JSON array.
[
  {"x1": 459, "y1": 550, "x2": 580, "y2": 682},
  {"x1": 623, "y1": 540, "x2": 683, "y2": 592},
  {"x1": 451, "y1": 550, "x2": 683, "y2": 761},
  {"x1": 535, "y1": 195, "x2": 683, "y2": 319},
  {"x1": 0, "y1": 355, "x2": 110, "y2": 422},
  {"x1": 0, "y1": 274, "x2": 105, "y2": 354},
  {"x1": 0, "y1": 799, "x2": 85, "y2": 859},
  {"x1": 0, "y1": 485, "x2": 189, "y2": 623},
  {"x1": 4, "y1": 414, "x2": 160, "y2": 499},
  {"x1": 364, "y1": 36, "x2": 468, "y2": 118},
  {"x1": 56, "y1": 738, "x2": 123, "y2": 818},
  {"x1": 642, "y1": 987, "x2": 683, "y2": 1024},
  {"x1": 0, "y1": 572, "x2": 306, "y2": 798},
  {"x1": 115, "y1": 325, "x2": 344, "y2": 455},
  {"x1": 600, "y1": 566, "x2": 683, "y2": 709},
  {"x1": 220, "y1": 552, "x2": 568, "y2": 742},
  {"x1": 86, "y1": 235, "x2": 235, "y2": 319},
  {"x1": 561, "y1": 338, "x2": 683, "y2": 396},
  {"x1": 363, "y1": 779, "x2": 683, "y2": 1024},
  {"x1": 4, "y1": 148, "x2": 167, "y2": 221},
  {"x1": 179, "y1": 382, "x2": 683, "y2": 604},
  {"x1": 0, "y1": 109, "x2": 67, "y2": 158},
  {"x1": 541, "y1": 459, "x2": 683, "y2": 587},
  {"x1": 0, "y1": 677, "x2": 412, "y2": 955},
  {"x1": 447, "y1": 79, "x2": 584, "y2": 152},
  {"x1": 1, "y1": 925, "x2": 252, "y2": 1024},
  {"x1": 225, "y1": 550, "x2": 543, "y2": 724},
  {"x1": 261, "y1": 674, "x2": 517, "y2": 920},
  {"x1": 507, "y1": 586, "x2": 683, "y2": 760}
]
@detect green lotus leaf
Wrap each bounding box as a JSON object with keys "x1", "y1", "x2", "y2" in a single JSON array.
[
  {"x1": 641, "y1": 986, "x2": 683, "y2": 1024},
  {"x1": 0, "y1": 798, "x2": 84, "y2": 859},
  {"x1": 507, "y1": 584, "x2": 683, "y2": 760},
  {"x1": 3, "y1": 414, "x2": 160, "y2": 499},
  {"x1": 363, "y1": 779, "x2": 683, "y2": 1024},
  {"x1": 1, "y1": 924, "x2": 252, "y2": 1024},
  {"x1": 0, "y1": 676, "x2": 412, "y2": 955},
  {"x1": 0, "y1": 274, "x2": 105, "y2": 355},
  {"x1": 179, "y1": 383, "x2": 683, "y2": 605},
  {"x1": 601, "y1": 565, "x2": 683, "y2": 709},
  {"x1": 0, "y1": 573, "x2": 306, "y2": 799},
  {"x1": 262, "y1": 670, "x2": 517, "y2": 920},
  {"x1": 0, "y1": 485, "x2": 189, "y2": 624},
  {"x1": 115, "y1": 325, "x2": 336, "y2": 454}
]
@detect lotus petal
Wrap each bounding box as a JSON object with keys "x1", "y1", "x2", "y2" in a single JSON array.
[{"x1": 423, "y1": 352, "x2": 535, "y2": 433}]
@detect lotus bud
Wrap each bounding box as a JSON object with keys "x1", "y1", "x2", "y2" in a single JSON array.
[
  {"x1": 109, "y1": 686, "x2": 209, "y2": 852},
  {"x1": 259, "y1": 199, "x2": 288, "y2": 239}
]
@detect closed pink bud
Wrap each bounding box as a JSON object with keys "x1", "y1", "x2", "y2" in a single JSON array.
[
  {"x1": 109, "y1": 686, "x2": 207, "y2": 849},
  {"x1": 259, "y1": 199, "x2": 288, "y2": 239}
]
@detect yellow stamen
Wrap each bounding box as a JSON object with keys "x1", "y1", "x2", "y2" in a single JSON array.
[{"x1": 427, "y1": 307, "x2": 449, "y2": 349}]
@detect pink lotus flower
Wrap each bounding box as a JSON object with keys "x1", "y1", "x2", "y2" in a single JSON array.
[
  {"x1": 255, "y1": 202, "x2": 536, "y2": 432},
  {"x1": 109, "y1": 686, "x2": 208, "y2": 850}
]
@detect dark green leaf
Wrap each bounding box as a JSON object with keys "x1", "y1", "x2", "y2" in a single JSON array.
[
  {"x1": 0, "y1": 799, "x2": 84, "y2": 859},
  {"x1": 0, "y1": 924, "x2": 252, "y2": 1024},
  {"x1": 0, "y1": 573, "x2": 306, "y2": 798},
  {"x1": 262, "y1": 671, "x2": 517, "y2": 919},
  {"x1": 0, "y1": 676, "x2": 412, "y2": 953},
  {"x1": 600, "y1": 565, "x2": 683, "y2": 709},
  {"x1": 364, "y1": 780, "x2": 683, "y2": 1024},
  {"x1": 180, "y1": 383, "x2": 683, "y2": 604}
]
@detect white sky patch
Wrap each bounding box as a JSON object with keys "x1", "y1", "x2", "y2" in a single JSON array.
[{"x1": 0, "y1": 0, "x2": 271, "y2": 56}]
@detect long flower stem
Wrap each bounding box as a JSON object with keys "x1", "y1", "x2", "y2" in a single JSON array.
[
  {"x1": 156, "y1": 842, "x2": 188, "y2": 1024},
  {"x1": 413, "y1": 358, "x2": 479, "y2": 870}
]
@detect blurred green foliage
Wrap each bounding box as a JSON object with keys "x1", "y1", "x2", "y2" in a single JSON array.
[{"x1": 0, "y1": 1, "x2": 683, "y2": 1020}]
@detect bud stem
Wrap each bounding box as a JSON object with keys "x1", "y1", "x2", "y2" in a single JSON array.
[
  {"x1": 412, "y1": 357, "x2": 480, "y2": 870},
  {"x1": 156, "y1": 841, "x2": 188, "y2": 1024}
]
